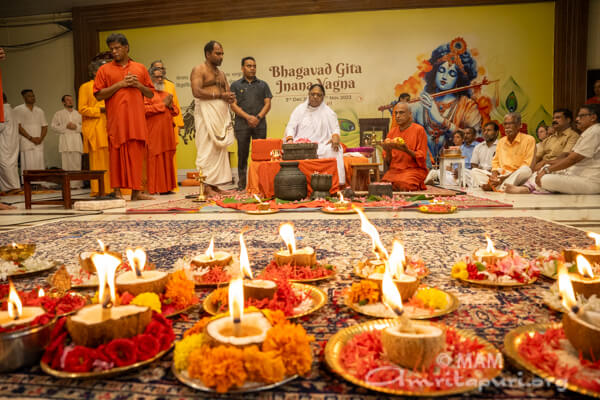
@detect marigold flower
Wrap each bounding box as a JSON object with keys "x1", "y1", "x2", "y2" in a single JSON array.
[
  {"x1": 188, "y1": 345, "x2": 247, "y2": 393},
  {"x1": 262, "y1": 323, "x2": 314, "y2": 376},
  {"x1": 131, "y1": 292, "x2": 162, "y2": 313},
  {"x1": 243, "y1": 345, "x2": 285, "y2": 383},
  {"x1": 173, "y1": 333, "x2": 203, "y2": 371},
  {"x1": 164, "y1": 270, "x2": 196, "y2": 309},
  {"x1": 414, "y1": 287, "x2": 448, "y2": 309},
  {"x1": 183, "y1": 316, "x2": 212, "y2": 338},
  {"x1": 348, "y1": 280, "x2": 380, "y2": 304}
]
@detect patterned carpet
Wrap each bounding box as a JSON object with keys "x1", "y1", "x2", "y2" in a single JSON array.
[{"x1": 0, "y1": 217, "x2": 591, "y2": 399}]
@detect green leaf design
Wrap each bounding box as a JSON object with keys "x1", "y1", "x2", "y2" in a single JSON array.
[{"x1": 505, "y1": 91, "x2": 518, "y2": 112}]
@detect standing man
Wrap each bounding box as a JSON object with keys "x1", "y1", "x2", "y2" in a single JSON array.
[
  {"x1": 230, "y1": 56, "x2": 272, "y2": 190},
  {"x1": 0, "y1": 93, "x2": 20, "y2": 194},
  {"x1": 51, "y1": 95, "x2": 83, "y2": 188},
  {"x1": 190, "y1": 40, "x2": 236, "y2": 193},
  {"x1": 79, "y1": 60, "x2": 112, "y2": 197},
  {"x1": 13, "y1": 89, "x2": 48, "y2": 173},
  {"x1": 94, "y1": 33, "x2": 154, "y2": 201},
  {"x1": 150, "y1": 60, "x2": 183, "y2": 192},
  {"x1": 145, "y1": 67, "x2": 178, "y2": 194},
  {"x1": 532, "y1": 108, "x2": 579, "y2": 171}
]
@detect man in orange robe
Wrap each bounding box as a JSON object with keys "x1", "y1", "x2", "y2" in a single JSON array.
[
  {"x1": 381, "y1": 103, "x2": 429, "y2": 191},
  {"x1": 94, "y1": 33, "x2": 154, "y2": 201},
  {"x1": 144, "y1": 67, "x2": 179, "y2": 194},
  {"x1": 79, "y1": 60, "x2": 113, "y2": 196}
]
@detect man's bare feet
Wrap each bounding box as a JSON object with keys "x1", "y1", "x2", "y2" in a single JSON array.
[
  {"x1": 130, "y1": 190, "x2": 155, "y2": 201},
  {"x1": 113, "y1": 189, "x2": 125, "y2": 200},
  {"x1": 0, "y1": 203, "x2": 16, "y2": 210},
  {"x1": 204, "y1": 184, "x2": 221, "y2": 197},
  {"x1": 504, "y1": 184, "x2": 531, "y2": 194},
  {"x1": 481, "y1": 183, "x2": 494, "y2": 192}
]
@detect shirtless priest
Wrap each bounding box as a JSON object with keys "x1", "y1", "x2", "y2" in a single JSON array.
[
  {"x1": 381, "y1": 103, "x2": 429, "y2": 191},
  {"x1": 190, "y1": 40, "x2": 236, "y2": 194}
]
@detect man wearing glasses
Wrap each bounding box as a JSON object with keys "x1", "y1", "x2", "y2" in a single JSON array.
[
  {"x1": 471, "y1": 112, "x2": 535, "y2": 191},
  {"x1": 506, "y1": 104, "x2": 600, "y2": 194}
]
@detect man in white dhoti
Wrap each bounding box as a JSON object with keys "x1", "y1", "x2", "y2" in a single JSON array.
[
  {"x1": 0, "y1": 93, "x2": 20, "y2": 194},
  {"x1": 190, "y1": 40, "x2": 236, "y2": 192},
  {"x1": 13, "y1": 89, "x2": 48, "y2": 174},
  {"x1": 284, "y1": 84, "x2": 346, "y2": 185},
  {"x1": 51, "y1": 95, "x2": 83, "y2": 188}
]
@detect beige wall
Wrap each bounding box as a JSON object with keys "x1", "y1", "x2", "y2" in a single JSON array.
[
  {"x1": 1, "y1": 22, "x2": 74, "y2": 169},
  {"x1": 589, "y1": 0, "x2": 600, "y2": 69}
]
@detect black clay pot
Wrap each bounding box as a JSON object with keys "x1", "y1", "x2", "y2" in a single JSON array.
[
  {"x1": 311, "y1": 173, "x2": 332, "y2": 192},
  {"x1": 274, "y1": 161, "x2": 307, "y2": 200}
]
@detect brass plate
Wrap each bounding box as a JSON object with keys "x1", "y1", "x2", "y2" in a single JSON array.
[
  {"x1": 455, "y1": 275, "x2": 538, "y2": 287},
  {"x1": 320, "y1": 207, "x2": 357, "y2": 214},
  {"x1": 172, "y1": 364, "x2": 298, "y2": 393},
  {"x1": 245, "y1": 209, "x2": 280, "y2": 215},
  {"x1": 345, "y1": 289, "x2": 459, "y2": 320},
  {"x1": 40, "y1": 344, "x2": 173, "y2": 379},
  {"x1": 203, "y1": 283, "x2": 327, "y2": 319},
  {"x1": 8, "y1": 261, "x2": 58, "y2": 279},
  {"x1": 504, "y1": 323, "x2": 600, "y2": 398},
  {"x1": 353, "y1": 264, "x2": 429, "y2": 280},
  {"x1": 325, "y1": 319, "x2": 503, "y2": 397},
  {"x1": 418, "y1": 205, "x2": 458, "y2": 214}
]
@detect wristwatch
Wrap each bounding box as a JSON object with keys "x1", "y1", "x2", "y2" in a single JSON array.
[{"x1": 542, "y1": 166, "x2": 550, "y2": 174}]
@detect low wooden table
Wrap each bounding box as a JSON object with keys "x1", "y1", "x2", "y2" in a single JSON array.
[
  {"x1": 23, "y1": 170, "x2": 106, "y2": 209},
  {"x1": 350, "y1": 163, "x2": 382, "y2": 191}
]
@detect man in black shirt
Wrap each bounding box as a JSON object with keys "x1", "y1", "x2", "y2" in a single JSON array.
[{"x1": 230, "y1": 57, "x2": 272, "y2": 190}]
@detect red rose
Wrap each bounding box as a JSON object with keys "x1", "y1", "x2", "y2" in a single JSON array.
[
  {"x1": 120, "y1": 292, "x2": 134, "y2": 305},
  {"x1": 135, "y1": 334, "x2": 160, "y2": 360},
  {"x1": 63, "y1": 346, "x2": 94, "y2": 372},
  {"x1": 105, "y1": 338, "x2": 137, "y2": 367},
  {"x1": 144, "y1": 313, "x2": 175, "y2": 351}
]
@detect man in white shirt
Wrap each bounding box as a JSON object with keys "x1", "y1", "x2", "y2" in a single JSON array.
[
  {"x1": 0, "y1": 93, "x2": 20, "y2": 194},
  {"x1": 51, "y1": 94, "x2": 83, "y2": 188},
  {"x1": 470, "y1": 121, "x2": 499, "y2": 172},
  {"x1": 13, "y1": 89, "x2": 48, "y2": 173}
]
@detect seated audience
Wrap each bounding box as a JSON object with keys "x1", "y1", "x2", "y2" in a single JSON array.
[
  {"x1": 284, "y1": 83, "x2": 345, "y2": 184},
  {"x1": 586, "y1": 79, "x2": 600, "y2": 105},
  {"x1": 471, "y1": 112, "x2": 535, "y2": 191},
  {"x1": 381, "y1": 103, "x2": 428, "y2": 191},
  {"x1": 506, "y1": 104, "x2": 600, "y2": 194},
  {"x1": 424, "y1": 130, "x2": 465, "y2": 185},
  {"x1": 532, "y1": 108, "x2": 578, "y2": 172},
  {"x1": 470, "y1": 121, "x2": 499, "y2": 171},
  {"x1": 460, "y1": 127, "x2": 478, "y2": 169}
]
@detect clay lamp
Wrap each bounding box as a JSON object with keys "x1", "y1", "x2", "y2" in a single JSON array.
[
  {"x1": 66, "y1": 252, "x2": 152, "y2": 348},
  {"x1": 354, "y1": 208, "x2": 419, "y2": 300},
  {"x1": 191, "y1": 237, "x2": 233, "y2": 268},
  {"x1": 563, "y1": 232, "x2": 600, "y2": 264},
  {"x1": 0, "y1": 280, "x2": 45, "y2": 329},
  {"x1": 115, "y1": 248, "x2": 169, "y2": 296},
  {"x1": 333, "y1": 192, "x2": 350, "y2": 209},
  {"x1": 79, "y1": 239, "x2": 122, "y2": 274},
  {"x1": 558, "y1": 263, "x2": 600, "y2": 361},
  {"x1": 205, "y1": 275, "x2": 272, "y2": 347},
  {"x1": 473, "y1": 235, "x2": 508, "y2": 265},
  {"x1": 239, "y1": 233, "x2": 277, "y2": 301},
  {"x1": 379, "y1": 264, "x2": 445, "y2": 371},
  {"x1": 0, "y1": 242, "x2": 36, "y2": 263},
  {"x1": 568, "y1": 255, "x2": 600, "y2": 299},
  {"x1": 253, "y1": 194, "x2": 271, "y2": 211},
  {"x1": 274, "y1": 223, "x2": 316, "y2": 266}
]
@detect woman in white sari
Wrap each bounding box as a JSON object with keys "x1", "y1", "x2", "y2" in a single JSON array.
[{"x1": 284, "y1": 84, "x2": 345, "y2": 184}]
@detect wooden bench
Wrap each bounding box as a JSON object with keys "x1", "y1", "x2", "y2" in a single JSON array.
[
  {"x1": 23, "y1": 170, "x2": 106, "y2": 209},
  {"x1": 350, "y1": 163, "x2": 382, "y2": 191}
]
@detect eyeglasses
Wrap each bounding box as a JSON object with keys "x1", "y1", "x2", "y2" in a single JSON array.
[{"x1": 577, "y1": 113, "x2": 592, "y2": 118}]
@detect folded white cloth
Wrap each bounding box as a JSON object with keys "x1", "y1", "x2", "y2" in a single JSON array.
[{"x1": 73, "y1": 199, "x2": 126, "y2": 210}]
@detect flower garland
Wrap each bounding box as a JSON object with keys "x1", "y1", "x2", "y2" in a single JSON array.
[
  {"x1": 41, "y1": 312, "x2": 175, "y2": 373},
  {"x1": 451, "y1": 251, "x2": 540, "y2": 283},
  {"x1": 174, "y1": 309, "x2": 314, "y2": 393}
]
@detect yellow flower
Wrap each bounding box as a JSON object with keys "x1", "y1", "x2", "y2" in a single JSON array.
[
  {"x1": 451, "y1": 261, "x2": 467, "y2": 279},
  {"x1": 173, "y1": 333, "x2": 203, "y2": 371},
  {"x1": 414, "y1": 288, "x2": 448, "y2": 309},
  {"x1": 348, "y1": 280, "x2": 380, "y2": 304},
  {"x1": 131, "y1": 292, "x2": 162, "y2": 313}
]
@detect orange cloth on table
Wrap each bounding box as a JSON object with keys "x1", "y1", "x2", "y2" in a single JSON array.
[
  {"x1": 78, "y1": 79, "x2": 112, "y2": 196},
  {"x1": 251, "y1": 138, "x2": 282, "y2": 161},
  {"x1": 163, "y1": 79, "x2": 183, "y2": 192},
  {"x1": 144, "y1": 90, "x2": 179, "y2": 194},
  {"x1": 344, "y1": 155, "x2": 369, "y2": 185},
  {"x1": 381, "y1": 122, "x2": 428, "y2": 191},
  {"x1": 247, "y1": 158, "x2": 340, "y2": 198},
  {"x1": 94, "y1": 60, "x2": 153, "y2": 190}
]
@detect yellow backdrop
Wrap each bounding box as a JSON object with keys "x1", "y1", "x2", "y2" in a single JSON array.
[{"x1": 100, "y1": 2, "x2": 554, "y2": 170}]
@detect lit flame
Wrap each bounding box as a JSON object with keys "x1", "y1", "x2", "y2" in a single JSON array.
[
  {"x1": 338, "y1": 192, "x2": 345, "y2": 203},
  {"x1": 557, "y1": 263, "x2": 577, "y2": 310},
  {"x1": 126, "y1": 247, "x2": 147, "y2": 277},
  {"x1": 253, "y1": 194, "x2": 263, "y2": 203},
  {"x1": 279, "y1": 223, "x2": 297, "y2": 254},
  {"x1": 576, "y1": 255, "x2": 594, "y2": 278},
  {"x1": 205, "y1": 237, "x2": 215, "y2": 260},
  {"x1": 38, "y1": 287, "x2": 45, "y2": 297},
  {"x1": 388, "y1": 240, "x2": 406, "y2": 279},
  {"x1": 11, "y1": 242, "x2": 17, "y2": 248},
  {"x1": 97, "y1": 239, "x2": 106, "y2": 252},
  {"x1": 239, "y1": 233, "x2": 252, "y2": 279},
  {"x1": 7, "y1": 280, "x2": 22, "y2": 320},
  {"x1": 588, "y1": 232, "x2": 600, "y2": 249},
  {"x1": 381, "y1": 262, "x2": 403, "y2": 316},
  {"x1": 353, "y1": 205, "x2": 389, "y2": 260},
  {"x1": 229, "y1": 277, "x2": 244, "y2": 327},
  {"x1": 91, "y1": 252, "x2": 121, "y2": 308},
  {"x1": 485, "y1": 235, "x2": 496, "y2": 254}
]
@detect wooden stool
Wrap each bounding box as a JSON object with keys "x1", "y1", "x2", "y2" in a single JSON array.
[
  {"x1": 350, "y1": 163, "x2": 381, "y2": 191},
  {"x1": 23, "y1": 170, "x2": 106, "y2": 209}
]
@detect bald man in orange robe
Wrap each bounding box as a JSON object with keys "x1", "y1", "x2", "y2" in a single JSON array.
[
  {"x1": 93, "y1": 33, "x2": 154, "y2": 201},
  {"x1": 381, "y1": 103, "x2": 429, "y2": 191},
  {"x1": 144, "y1": 69, "x2": 179, "y2": 194}
]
